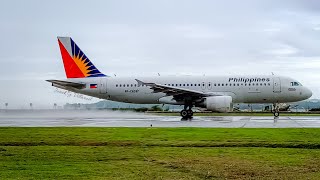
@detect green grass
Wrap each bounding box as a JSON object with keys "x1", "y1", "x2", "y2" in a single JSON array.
[{"x1": 0, "y1": 128, "x2": 320, "y2": 179}]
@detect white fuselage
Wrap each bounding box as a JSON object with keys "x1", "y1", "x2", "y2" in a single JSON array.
[{"x1": 63, "y1": 75, "x2": 312, "y2": 106}]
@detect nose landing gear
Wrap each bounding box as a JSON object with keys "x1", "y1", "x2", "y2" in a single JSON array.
[{"x1": 272, "y1": 103, "x2": 280, "y2": 118}]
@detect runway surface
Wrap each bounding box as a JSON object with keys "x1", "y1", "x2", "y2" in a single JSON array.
[{"x1": 1, "y1": 110, "x2": 320, "y2": 127}]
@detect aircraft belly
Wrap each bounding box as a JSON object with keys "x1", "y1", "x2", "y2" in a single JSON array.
[{"x1": 107, "y1": 90, "x2": 163, "y2": 104}]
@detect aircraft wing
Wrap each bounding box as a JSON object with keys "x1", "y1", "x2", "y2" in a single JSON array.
[
  {"x1": 46, "y1": 80, "x2": 86, "y2": 89},
  {"x1": 135, "y1": 79, "x2": 212, "y2": 98}
]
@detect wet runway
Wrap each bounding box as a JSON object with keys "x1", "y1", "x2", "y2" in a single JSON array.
[{"x1": 0, "y1": 110, "x2": 320, "y2": 127}]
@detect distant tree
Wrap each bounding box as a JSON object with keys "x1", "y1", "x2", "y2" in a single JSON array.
[
  {"x1": 309, "y1": 108, "x2": 320, "y2": 111},
  {"x1": 134, "y1": 107, "x2": 149, "y2": 112},
  {"x1": 150, "y1": 105, "x2": 163, "y2": 111}
]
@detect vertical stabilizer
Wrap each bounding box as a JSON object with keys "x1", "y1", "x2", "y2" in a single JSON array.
[{"x1": 57, "y1": 37, "x2": 106, "y2": 78}]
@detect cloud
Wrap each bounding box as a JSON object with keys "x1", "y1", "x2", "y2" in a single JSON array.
[{"x1": 1, "y1": 0, "x2": 320, "y2": 107}]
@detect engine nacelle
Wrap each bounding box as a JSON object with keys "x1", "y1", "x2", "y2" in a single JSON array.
[{"x1": 205, "y1": 96, "x2": 233, "y2": 112}]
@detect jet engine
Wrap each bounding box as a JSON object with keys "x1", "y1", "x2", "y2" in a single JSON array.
[{"x1": 205, "y1": 96, "x2": 233, "y2": 112}]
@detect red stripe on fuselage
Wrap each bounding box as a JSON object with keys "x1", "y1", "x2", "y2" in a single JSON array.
[{"x1": 58, "y1": 39, "x2": 85, "y2": 78}]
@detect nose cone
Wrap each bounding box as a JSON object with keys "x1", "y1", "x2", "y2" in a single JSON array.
[{"x1": 304, "y1": 87, "x2": 313, "y2": 99}]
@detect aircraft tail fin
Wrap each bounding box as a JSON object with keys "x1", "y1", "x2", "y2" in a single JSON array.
[{"x1": 57, "y1": 37, "x2": 107, "y2": 78}]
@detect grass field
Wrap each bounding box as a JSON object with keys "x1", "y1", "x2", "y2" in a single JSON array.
[{"x1": 0, "y1": 128, "x2": 320, "y2": 179}]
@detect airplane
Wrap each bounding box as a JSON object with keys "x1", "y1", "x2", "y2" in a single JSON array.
[{"x1": 47, "y1": 37, "x2": 313, "y2": 120}]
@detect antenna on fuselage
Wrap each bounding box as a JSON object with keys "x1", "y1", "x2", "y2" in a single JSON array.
[
  {"x1": 271, "y1": 72, "x2": 274, "y2": 75},
  {"x1": 158, "y1": 73, "x2": 160, "y2": 76},
  {"x1": 114, "y1": 74, "x2": 117, "y2": 77}
]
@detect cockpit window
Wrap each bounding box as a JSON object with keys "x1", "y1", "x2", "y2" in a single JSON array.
[{"x1": 290, "y1": 82, "x2": 302, "y2": 86}]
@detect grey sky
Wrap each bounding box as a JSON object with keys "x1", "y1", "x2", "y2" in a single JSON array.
[{"x1": 1, "y1": 0, "x2": 320, "y2": 108}]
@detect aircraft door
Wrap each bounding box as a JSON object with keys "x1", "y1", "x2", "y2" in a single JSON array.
[
  {"x1": 99, "y1": 78, "x2": 107, "y2": 94},
  {"x1": 273, "y1": 77, "x2": 281, "y2": 93}
]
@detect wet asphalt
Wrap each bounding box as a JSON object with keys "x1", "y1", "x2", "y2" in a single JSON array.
[{"x1": 0, "y1": 110, "x2": 319, "y2": 127}]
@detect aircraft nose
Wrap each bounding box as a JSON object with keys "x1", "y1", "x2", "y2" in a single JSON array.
[{"x1": 304, "y1": 87, "x2": 313, "y2": 99}]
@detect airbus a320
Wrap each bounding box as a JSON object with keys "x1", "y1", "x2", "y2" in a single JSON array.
[{"x1": 47, "y1": 37, "x2": 313, "y2": 119}]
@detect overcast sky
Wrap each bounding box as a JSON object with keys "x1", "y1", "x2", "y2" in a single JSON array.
[{"x1": 1, "y1": 0, "x2": 320, "y2": 108}]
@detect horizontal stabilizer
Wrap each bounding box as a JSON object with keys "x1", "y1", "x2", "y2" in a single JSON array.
[{"x1": 46, "y1": 80, "x2": 86, "y2": 89}]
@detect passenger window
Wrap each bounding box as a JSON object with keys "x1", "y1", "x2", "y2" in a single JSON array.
[
  {"x1": 222, "y1": 84, "x2": 224, "y2": 86},
  {"x1": 214, "y1": 84, "x2": 216, "y2": 86},
  {"x1": 116, "y1": 84, "x2": 118, "y2": 87},
  {"x1": 134, "y1": 84, "x2": 137, "y2": 87},
  {"x1": 187, "y1": 84, "x2": 189, "y2": 86},
  {"x1": 194, "y1": 84, "x2": 197, "y2": 86},
  {"x1": 218, "y1": 84, "x2": 220, "y2": 86},
  {"x1": 176, "y1": 84, "x2": 178, "y2": 86},
  {"x1": 119, "y1": 84, "x2": 122, "y2": 87},
  {"x1": 237, "y1": 84, "x2": 239, "y2": 86},
  {"x1": 131, "y1": 84, "x2": 133, "y2": 87},
  {"x1": 191, "y1": 84, "x2": 193, "y2": 86},
  {"x1": 183, "y1": 84, "x2": 185, "y2": 86}
]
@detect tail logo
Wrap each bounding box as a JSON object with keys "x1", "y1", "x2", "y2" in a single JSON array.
[{"x1": 58, "y1": 37, "x2": 106, "y2": 78}]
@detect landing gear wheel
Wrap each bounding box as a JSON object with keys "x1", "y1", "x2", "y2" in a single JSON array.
[
  {"x1": 273, "y1": 112, "x2": 279, "y2": 117},
  {"x1": 180, "y1": 109, "x2": 193, "y2": 120},
  {"x1": 180, "y1": 110, "x2": 189, "y2": 119},
  {"x1": 187, "y1": 109, "x2": 193, "y2": 118}
]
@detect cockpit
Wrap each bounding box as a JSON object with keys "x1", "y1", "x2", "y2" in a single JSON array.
[{"x1": 290, "y1": 82, "x2": 302, "y2": 86}]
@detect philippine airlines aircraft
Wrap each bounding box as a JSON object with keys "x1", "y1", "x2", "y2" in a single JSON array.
[{"x1": 47, "y1": 37, "x2": 312, "y2": 119}]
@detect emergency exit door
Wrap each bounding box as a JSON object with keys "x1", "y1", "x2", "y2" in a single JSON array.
[{"x1": 100, "y1": 78, "x2": 107, "y2": 94}]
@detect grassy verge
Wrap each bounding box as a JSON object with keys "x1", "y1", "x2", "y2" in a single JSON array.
[{"x1": 0, "y1": 128, "x2": 320, "y2": 179}]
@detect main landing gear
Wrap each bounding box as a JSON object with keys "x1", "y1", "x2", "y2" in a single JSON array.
[{"x1": 180, "y1": 104, "x2": 193, "y2": 120}]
